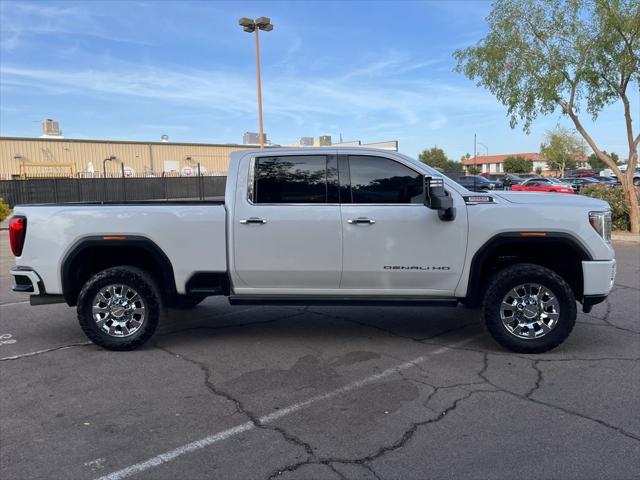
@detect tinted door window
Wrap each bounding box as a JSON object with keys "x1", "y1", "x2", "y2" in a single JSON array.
[
  {"x1": 254, "y1": 155, "x2": 329, "y2": 203},
  {"x1": 348, "y1": 155, "x2": 423, "y2": 204}
]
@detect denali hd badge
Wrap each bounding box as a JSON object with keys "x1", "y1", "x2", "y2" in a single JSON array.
[{"x1": 384, "y1": 266, "x2": 451, "y2": 270}]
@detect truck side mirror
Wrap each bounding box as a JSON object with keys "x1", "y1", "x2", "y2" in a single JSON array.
[{"x1": 424, "y1": 176, "x2": 456, "y2": 221}]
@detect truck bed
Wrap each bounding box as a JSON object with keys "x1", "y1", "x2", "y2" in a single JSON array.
[{"x1": 12, "y1": 202, "x2": 228, "y2": 295}]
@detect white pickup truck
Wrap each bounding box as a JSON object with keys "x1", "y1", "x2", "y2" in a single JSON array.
[{"x1": 9, "y1": 147, "x2": 616, "y2": 353}]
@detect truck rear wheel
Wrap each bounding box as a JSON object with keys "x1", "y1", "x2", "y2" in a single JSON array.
[
  {"x1": 482, "y1": 263, "x2": 576, "y2": 353},
  {"x1": 77, "y1": 266, "x2": 160, "y2": 351}
]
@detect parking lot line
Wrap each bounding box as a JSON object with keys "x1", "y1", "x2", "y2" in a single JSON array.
[
  {"x1": 96, "y1": 335, "x2": 482, "y2": 480},
  {"x1": 0, "y1": 301, "x2": 29, "y2": 307},
  {"x1": 0, "y1": 342, "x2": 93, "y2": 361}
]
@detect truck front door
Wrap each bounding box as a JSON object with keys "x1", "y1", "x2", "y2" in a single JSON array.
[
  {"x1": 339, "y1": 154, "x2": 467, "y2": 295},
  {"x1": 232, "y1": 153, "x2": 342, "y2": 291}
]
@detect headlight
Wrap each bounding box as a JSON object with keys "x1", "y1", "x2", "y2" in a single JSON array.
[{"x1": 589, "y1": 211, "x2": 612, "y2": 243}]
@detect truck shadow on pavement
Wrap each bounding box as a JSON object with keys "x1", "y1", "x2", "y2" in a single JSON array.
[{"x1": 155, "y1": 301, "x2": 492, "y2": 351}]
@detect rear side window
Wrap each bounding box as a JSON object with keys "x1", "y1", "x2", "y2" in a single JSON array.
[
  {"x1": 254, "y1": 155, "x2": 329, "y2": 203},
  {"x1": 348, "y1": 155, "x2": 423, "y2": 204}
]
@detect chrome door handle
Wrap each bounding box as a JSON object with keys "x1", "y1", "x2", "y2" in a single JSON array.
[
  {"x1": 240, "y1": 217, "x2": 267, "y2": 225},
  {"x1": 347, "y1": 217, "x2": 376, "y2": 225}
]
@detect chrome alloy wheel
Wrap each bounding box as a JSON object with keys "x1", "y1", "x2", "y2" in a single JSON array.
[
  {"x1": 92, "y1": 284, "x2": 146, "y2": 337},
  {"x1": 500, "y1": 283, "x2": 560, "y2": 339}
]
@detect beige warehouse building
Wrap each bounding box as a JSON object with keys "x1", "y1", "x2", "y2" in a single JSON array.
[
  {"x1": 0, "y1": 136, "x2": 260, "y2": 179},
  {"x1": 0, "y1": 136, "x2": 399, "y2": 179}
]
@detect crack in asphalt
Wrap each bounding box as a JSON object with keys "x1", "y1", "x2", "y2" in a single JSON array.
[
  {"x1": 580, "y1": 298, "x2": 640, "y2": 334},
  {"x1": 614, "y1": 282, "x2": 640, "y2": 291},
  {"x1": 308, "y1": 310, "x2": 640, "y2": 443},
  {"x1": 523, "y1": 358, "x2": 543, "y2": 398},
  {"x1": 477, "y1": 356, "x2": 640, "y2": 442},
  {"x1": 154, "y1": 343, "x2": 316, "y2": 463},
  {"x1": 0, "y1": 341, "x2": 92, "y2": 361},
  {"x1": 419, "y1": 337, "x2": 640, "y2": 363},
  {"x1": 266, "y1": 388, "x2": 490, "y2": 479},
  {"x1": 325, "y1": 462, "x2": 349, "y2": 480}
]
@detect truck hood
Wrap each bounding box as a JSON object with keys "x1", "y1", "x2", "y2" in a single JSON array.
[{"x1": 493, "y1": 191, "x2": 610, "y2": 209}]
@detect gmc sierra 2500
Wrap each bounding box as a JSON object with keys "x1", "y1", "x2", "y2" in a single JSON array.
[{"x1": 9, "y1": 148, "x2": 616, "y2": 353}]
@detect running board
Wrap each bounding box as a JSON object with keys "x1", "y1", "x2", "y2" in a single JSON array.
[{"x1": 228, "y1": 295, "x2": 459, "y2": 307}]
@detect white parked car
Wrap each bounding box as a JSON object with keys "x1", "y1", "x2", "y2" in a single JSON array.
[{"x1": 9, "y1": 148, "x2": 616, "y2": 353}]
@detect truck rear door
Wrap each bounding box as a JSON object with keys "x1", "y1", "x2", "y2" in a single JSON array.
[{"x1": 232, "y1": 152, "x2": 342, "y2": 290}]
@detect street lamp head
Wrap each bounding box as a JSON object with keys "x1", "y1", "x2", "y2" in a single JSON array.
[
  {"x1": 254, "y1": 16, "x2": 271, "y2": 27},
  {"x1": 239, "y1": 17, "x2": 273, "y2": 32},
  {"x1": 238, "y1": 17, "x2": 254, "y2": 28}
]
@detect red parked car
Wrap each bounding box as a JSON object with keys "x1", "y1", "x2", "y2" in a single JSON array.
[{"x1": 511, "y1": 177, "x2": 575, "y2": 194}]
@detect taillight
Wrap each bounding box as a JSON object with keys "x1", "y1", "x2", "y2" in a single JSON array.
[{"x1": 9, "y1": 216, "x2": 27, "y2": 257}]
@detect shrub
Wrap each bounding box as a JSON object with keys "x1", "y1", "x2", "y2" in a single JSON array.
[
  {"x1": 580, "y1": 185, "x2": 638, "y2": 231},
  {"x1": 0, "y1": 197, "x2": 10, "y2": 223}
]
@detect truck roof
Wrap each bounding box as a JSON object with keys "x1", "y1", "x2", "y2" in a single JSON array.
[{"x1": 230, "y1": 146, "x2": 399, "y2": 157}]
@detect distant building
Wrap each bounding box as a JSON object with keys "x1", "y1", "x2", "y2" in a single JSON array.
[
  {"x1": 462, "y1": 152, "x2": 589, "y2": 175},
  {"x1": 243, "y1": 132, "x2": 267, "y2": 145},
  {"x1": 285, "y1": 137, "x2": 398, "y2": 151},
  {"x1": 0, "y1": 136, "x2": 261, "y2": 179}
]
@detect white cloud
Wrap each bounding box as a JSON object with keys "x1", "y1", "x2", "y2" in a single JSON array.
[
  {"x1": 0, "y1": 54, "x2": 498, "y2": 129},
  {"x1": 0, "y1": 1, "x2": 154, "y2": 51}
]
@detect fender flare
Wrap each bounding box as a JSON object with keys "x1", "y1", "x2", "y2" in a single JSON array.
[
  {"x1": 61, "y1": 235, "x2": 177, "y2": 305},
  {"x1": 464, "y1": 232, "x2": 592, "y2": 304}
]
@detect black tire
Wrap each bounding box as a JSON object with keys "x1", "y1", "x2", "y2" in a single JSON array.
[
  {"x1": 77, "y1": 266, "x2": 160, "y2": 351},
  {"x1": 168, "y1": 295, "x2": 206, "y2": 310},
  {"x1": 633, "y1": 177, "x2": 640, "y2": 187},
  {"x1": 482, "y1": 263, "x2": 576, "y2": 353}
]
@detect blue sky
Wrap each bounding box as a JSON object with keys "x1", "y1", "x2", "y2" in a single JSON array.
[{"x1": 0, "y1": 0, "x2": 637, "y2": 160}]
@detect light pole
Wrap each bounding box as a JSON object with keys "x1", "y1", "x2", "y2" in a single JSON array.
[{"x1": 239, "y1": 16, "x2": 273, "y2": 149}]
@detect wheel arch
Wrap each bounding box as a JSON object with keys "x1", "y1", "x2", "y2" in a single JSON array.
[
  {"x1": 61, "y1": 235, "x2": 177, "y2": 306},
  {"x1": 464, "y1": 232, "x2": 592, "y2": 307}
]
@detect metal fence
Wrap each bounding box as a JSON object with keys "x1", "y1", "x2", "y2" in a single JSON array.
[{"x1": 0, "y1": 174, "x2": 227, "y2": 207}]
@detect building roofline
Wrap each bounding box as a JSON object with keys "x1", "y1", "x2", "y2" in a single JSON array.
[
  {"x1": 0, "y1": 136, "x2": 265, "y2": 148},
  {"x1": 461, "y1": 152, "x2": 542, "y2": 165}
]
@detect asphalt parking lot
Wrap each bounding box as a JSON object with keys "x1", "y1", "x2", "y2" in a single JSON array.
[{"x1": 1, "y1": 231, "x2": 639, "y2": 480}]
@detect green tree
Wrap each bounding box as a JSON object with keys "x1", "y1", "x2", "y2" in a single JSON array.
[
  {"x1": 503, "y1": 155, "x2": 534, "y2": 173},
  {"x1": 418, "y1": 147, "x2": 464, "y2": 177},
  {"x1": 454, "y1": 0, "x2": 640, "y2": 232},
  {"x1": 540, "y1": 128, "x2": 584, "y2": 176},
  {"x1": 418, "y1": 147, "x2": 449, "y2": 170},
  {"x1": 535, "y1": 166, "x2": 543, "y2": 175},
  {"x1": 588, "y1": 150, "x2": 619, "y2": 169},
  {"x1": 467, "y1": 165, "x2": 481, "y2": 175}
]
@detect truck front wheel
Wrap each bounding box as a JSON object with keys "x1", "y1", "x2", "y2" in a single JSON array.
[
  {"x1": 482, "y1": 263, "x2": 576, "y2": 353},
  {"x1": 77, "y1": 266, "x2": 160, "y2": 351}
]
